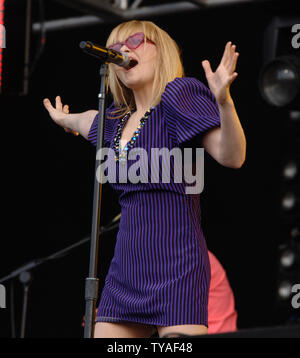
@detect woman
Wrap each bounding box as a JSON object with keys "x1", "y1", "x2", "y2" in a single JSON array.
[{"x1": 43, "y1": 20, "x2": 246, "y2": 338}]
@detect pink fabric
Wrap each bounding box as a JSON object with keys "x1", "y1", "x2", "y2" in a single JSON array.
[{"x1": 207, "y1": 251, "x2": 238, "y2": 334}]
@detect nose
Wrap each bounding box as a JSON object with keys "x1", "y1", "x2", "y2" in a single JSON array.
[{"x1": 120, "y1": 44, "x2": 130, "y2": 52}]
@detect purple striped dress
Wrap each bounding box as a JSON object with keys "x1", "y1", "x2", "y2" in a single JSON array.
[{"x1": 88, "y1": 77, "x2": 220, "y2": 327}]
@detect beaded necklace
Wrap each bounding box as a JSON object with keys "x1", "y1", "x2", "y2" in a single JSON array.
[{"x1": 113, "y1": 108, "x2": 154, "y2": 163}]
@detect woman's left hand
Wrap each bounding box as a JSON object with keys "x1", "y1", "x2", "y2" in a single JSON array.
[{"x1": 202, "y1": 41, "x2": 239, "y2": 106}]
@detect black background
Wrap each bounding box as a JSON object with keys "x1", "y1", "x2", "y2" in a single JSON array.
[{"x1": 0, "y1": 0, "x2": 299, "y2": 338}]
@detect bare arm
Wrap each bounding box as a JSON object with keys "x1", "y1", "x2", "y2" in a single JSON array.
[
  {"x1": 65, "y1": 110, "x2": 98, "y2": 139},
  {"x1": 43, "y1": 96, "x2": 98, "y2": 140},
  {"x1": 202, "y1": 99, "x2": 246, "y2": 168},
  {"x1": 201, "y1": 42, "x2": 246, "y2": 169}
]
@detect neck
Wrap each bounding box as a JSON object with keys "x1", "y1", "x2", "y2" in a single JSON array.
[{"x1": 132, "y1": 83, "x2": 154, "y2": 115}]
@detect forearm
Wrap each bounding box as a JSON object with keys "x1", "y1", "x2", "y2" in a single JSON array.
[
  {"x1": 65, "y1": 110, "x2": 98, "y2": 139},
  {"x1": 218, "y1": 99, "x2": 246, "y2": 168}
]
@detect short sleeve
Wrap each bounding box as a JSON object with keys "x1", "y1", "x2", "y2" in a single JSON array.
[
  {"x1": 161, "y1": 77, "x2": 220, "y2": 145},
  {"x1": 88, "y1": 103, "x2": 117, "y2": 147}
]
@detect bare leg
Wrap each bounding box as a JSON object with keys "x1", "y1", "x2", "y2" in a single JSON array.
[
  {"x1": 157, "y1": 324, "x2": 208, "y2": 338},
  {"x1": 94, "y1": 321, "x2": 156, "y2": 338}
]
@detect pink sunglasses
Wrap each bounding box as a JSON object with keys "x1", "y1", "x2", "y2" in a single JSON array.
[{"x1": 108, "y1": 32, "x2": 154, "y2": 52}]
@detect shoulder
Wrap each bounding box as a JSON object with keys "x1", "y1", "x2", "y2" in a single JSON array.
[
  {"x1": 105, "y1": 102, "x2": 123, "y2": 129},
  {"x1": 104, "y1": 102, "x2": 120, "y2": 135},
  {"x1": 106, "y1": 101, "x2": 119, "y2": 119},
  {"x1": 161, "y1": 76, "x2": 215, "y2": 105},
  {"x1": 165, "y1": 76, "x2": 209, "y2": 93}
]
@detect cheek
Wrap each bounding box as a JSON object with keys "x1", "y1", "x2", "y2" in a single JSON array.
[
  {"x1": 149, "y1": 54, "x2": 159, "y2": 77},
  {"x1": 147, "y1": 56, "x2": 158, "y2": 78},
  {"x1": 141, "y1": 51, "x2": 158, "y2": 72}
]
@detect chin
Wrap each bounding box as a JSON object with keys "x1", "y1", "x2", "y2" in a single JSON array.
[
  {"x1": 122, "y1": 80, "x2": 140, "y2": 90},
  {"x1": 120, "y1": 78, "x2": 145, "y2": 91}
]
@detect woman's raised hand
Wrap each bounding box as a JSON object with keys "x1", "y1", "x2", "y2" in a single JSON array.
[
  {"x1": 201, "y1": 41, "x2": 239, "y2": 106},
  {"x1": 43, "y1": 96, "x2": 79, "y2": 135}
]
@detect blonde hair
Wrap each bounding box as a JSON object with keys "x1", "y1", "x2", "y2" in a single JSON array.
[{"x1": 106, "y1": 20, "x2": 185, "y2": 118}]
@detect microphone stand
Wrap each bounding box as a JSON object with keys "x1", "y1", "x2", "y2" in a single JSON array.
[
  {"x1": 83, "y1": 62, "x2": 109, "y2": 338},
  {"x1": 0, "y1": 219, "x2": 120, "y2": 338}
]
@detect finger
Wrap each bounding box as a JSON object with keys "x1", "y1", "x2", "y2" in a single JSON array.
[
  {"x1": 55, "y1": 96, "x2": 63, "y2": 110},
  {"x1": 229, "y1": 51, "x2": 239, "y2": 73},
  {"x1": 43, "y1": 98, "x2": 55, "y2": 113},
  {"x1": 229, "y1": 44, "x2": 236, "y2": 64},
  {"x1": 221, "y1": 41, "x2": 232, "y2": 66},
  {"x1": 202, "y1": 60, "x2": 213, "y2": 77},
  {"x1": 227, "y1": 42, "x2": 237, "y2": 64},
  {"x1": 228, "y1": 72, "x2": 238, "y2": 85},
  {"x1": 224, "y1": 43, "x2": 237, "y2": 71},
  {"x1": 63, "y1": 104, "x2": 69, "y2": 114}
]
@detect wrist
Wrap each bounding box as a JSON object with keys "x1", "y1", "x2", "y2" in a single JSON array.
[
  {"x1": 217, "y1": 96, "x2": 234, "y2": 109},
  {"x1": 64, "y1": 113, "x2": 79, "y2": 133}
]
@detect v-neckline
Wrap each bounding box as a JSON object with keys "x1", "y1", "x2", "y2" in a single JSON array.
[
  {"x1": 119, "y1": 113, "x2": 137, "y2": 152},
  {"x1": 112, "y1": 108, "x2": 154, "y2": 161},
  {"x1": 119, "y1": 111, "x2": 136, "y2": 152}
]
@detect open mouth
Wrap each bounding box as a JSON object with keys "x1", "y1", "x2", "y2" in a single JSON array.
[{"x1": 125, "y1": 59, "x2": 138, "y2": 70}]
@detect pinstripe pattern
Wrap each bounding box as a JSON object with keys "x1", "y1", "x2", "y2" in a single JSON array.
[{"x1": 88, "y1": 77, "x2": 220, "y2": 327}]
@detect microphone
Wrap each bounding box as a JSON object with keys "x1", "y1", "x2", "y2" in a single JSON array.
[{"x1": 79, "y1": 41, "x2": 130, "y2": 68}]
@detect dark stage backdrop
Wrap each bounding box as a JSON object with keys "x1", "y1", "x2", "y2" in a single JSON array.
[{"x1": 1, "y1": 0, "x2": 299, "y2": 337}]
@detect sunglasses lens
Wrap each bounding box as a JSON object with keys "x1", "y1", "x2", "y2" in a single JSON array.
[
  {"x1": 109, "y1": 33, "x2": 147, "y2": 51},
  {"x1": 109, "y1": 43, "x2": 122, "y2": 51},
  {"x1": 126, "y1": 33, "x2": 144, "y2": 49}
]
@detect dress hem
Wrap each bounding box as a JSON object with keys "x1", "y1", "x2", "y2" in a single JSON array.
[{"x1": 95, "y1": 316, "x2": 208, "y2": 328}]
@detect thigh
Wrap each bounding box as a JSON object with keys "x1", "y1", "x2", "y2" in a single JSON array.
[
  {"x1": 157, "y1": 324, "x2": 208, "y2": 338},
  {"x1": 94, "y1": 321, "x2": 156, "y2": 338}
]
